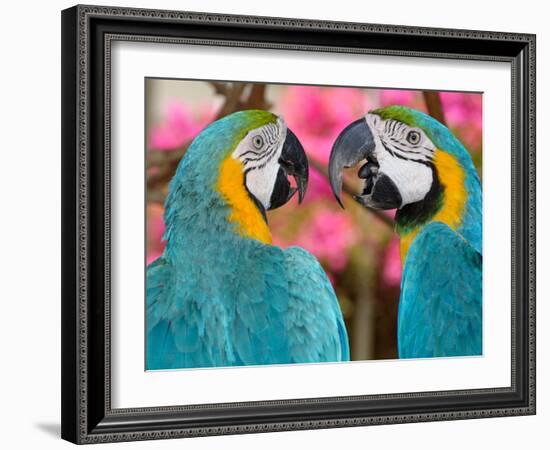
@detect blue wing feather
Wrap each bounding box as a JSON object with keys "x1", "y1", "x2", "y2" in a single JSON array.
[
  {"x1": 146, "y1": 245, "x2": 349, "y2": 369},
  {"x1": 283, "y1": 247, "x2": 350, "y2": 363},
  {"x1": 398, "y1": 222, "x2": 482, "y2": 358}
]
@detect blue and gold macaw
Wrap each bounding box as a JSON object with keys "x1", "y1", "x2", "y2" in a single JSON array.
[
  {"x1": 147, "y1": 110, "x2": 349, "y2": 370},
  {"x1": 329, "y1": 106, "x2": 481, "y2": 358}
]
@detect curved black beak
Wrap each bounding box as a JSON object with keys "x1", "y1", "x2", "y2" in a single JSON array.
[
  {"x1": 269, "y1": 128, "x2": 309, "y2": 210},
  {"x1": 328, "y1": 118, "x2": 375, "y2": 208}
]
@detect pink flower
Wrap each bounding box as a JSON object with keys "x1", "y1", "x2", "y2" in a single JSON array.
[
  {"x1": 279, "y1": 86, "x2": 370, "y2": 201},
  {"x1": 147, "y1": 203, "x2": 166, "y2": 264},
  {"x1": 378, "y1": 89, "x2": 424, "y2": 110},
  {"x1": 381, "y1": 236, "x2": 402, "y2": 288},
  {"x1": 149, "y1": 101, "x2": 215, "y2": 151},
  {"x1": 440, "y1": 92, "x2": 482, "y2": 151},
  {"x1": 305, "y1": 168, "x2": 334, "y2": 203},
  {"x1": 292, "y1": 209, "x2": 359, "y2": 273},
  {"x1": 281, "y1": 86, "x2": 368, "y2": 138}
]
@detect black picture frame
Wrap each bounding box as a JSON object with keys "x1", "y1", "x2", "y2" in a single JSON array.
[{"x1": 61, "y1": 4, "x2": 536, "y2": 444}]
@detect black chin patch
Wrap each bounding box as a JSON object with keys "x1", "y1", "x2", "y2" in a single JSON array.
[
  {"x1": 268, "y1": 168, "x2": 291, "y2": 210},
  {"x1": 370, "y1": 174, "x2": 402, "y2": 209},
  {"x1": 244, "y1": 185, "x2": 267, "y2": 222}
]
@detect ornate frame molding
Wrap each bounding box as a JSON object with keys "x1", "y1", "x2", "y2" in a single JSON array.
[{"x1": 61, "y1": 4, "x2": 536, "y2": 444}]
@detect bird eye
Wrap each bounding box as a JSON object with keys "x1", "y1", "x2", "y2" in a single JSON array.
[
  {"x1": 406, "y1": 130, "x2": 421, "y2": 145},
  {"x1": 252, "y1": 135, "x2": 264, "y2": 149}
]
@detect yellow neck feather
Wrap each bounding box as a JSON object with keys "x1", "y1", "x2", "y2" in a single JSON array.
[
  {"x1": 399, "y1": 150, "x2": 467, "y2": 262},
  {"x1": 217, "y1": 157, "x2": 272, "y2": 244}
]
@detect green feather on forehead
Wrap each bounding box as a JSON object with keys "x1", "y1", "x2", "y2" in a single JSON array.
[
  {"x1": 221, "y1": 109, "x2": 279, "y2": 149},
  {"x1": 370, "y1": 105, "x2": 468, "y2": 162},
  {"x1": 371, "y1": 105, "x2": 422, "y2": 128}
]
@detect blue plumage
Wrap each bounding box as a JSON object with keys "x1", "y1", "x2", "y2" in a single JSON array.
[
  {"x1": 398, "y1": 222, "x2": 482, "y2": 358},
  {"x1": 146, "y1": 111, "x2": 349, "y2": 369},
  {"x1": 387, "y1": 108, "x2": 483, "y2": 358}
]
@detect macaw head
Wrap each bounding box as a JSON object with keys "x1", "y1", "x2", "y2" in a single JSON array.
[
  {"x1": 215, "y1": 110, "x2": 308, "y2": 212},
  {"x1": 168, "y1": 110, "x2": 308, "y2": 243},
  {"x1": 328, "y1": 105, "x2": 478, "y2": 219}
]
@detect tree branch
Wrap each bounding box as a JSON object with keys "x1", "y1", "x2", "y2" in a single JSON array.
[{"x1": 422, "y1": 91, "x2": 446, "y2": 125}]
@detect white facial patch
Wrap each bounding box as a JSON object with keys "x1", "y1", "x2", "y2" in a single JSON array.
[
  {"x1": 365, "y1": 113, "x2": 435, "y2": 207},
  {"x1": 232, "y1": 118, "x2": 287, "y2": 209},
  {"x1": 376, "y1": 149, "x2": 433, "y2": 206}
]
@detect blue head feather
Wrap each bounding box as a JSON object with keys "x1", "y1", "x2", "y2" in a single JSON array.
[{"x1": 162, "y1": 110, "x2": 278, "y2": 258}]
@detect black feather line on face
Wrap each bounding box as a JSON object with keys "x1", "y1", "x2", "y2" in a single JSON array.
[
  {"x1": 238, "y1": 148, "x2": 263, "y2": 158},
  {"x1": 242, "y1": 141, "x2": 279, "y2": 166},
  {"x1": 243, "y1": 173, "x2": 267, "y2": 222},
  {"x1": 381, "y1": 140, "x2": 432, "y2": 167},
  {"x1": 387, "y1": 137, "x2": 429, "y2": 156},
  {"x1": 395, "y1": 164, "x2": 443, "y2": 233}
]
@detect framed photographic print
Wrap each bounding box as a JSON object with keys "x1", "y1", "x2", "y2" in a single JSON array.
[{"x1": 61, "y1": 4, "x2": 536, "y2": 444}]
